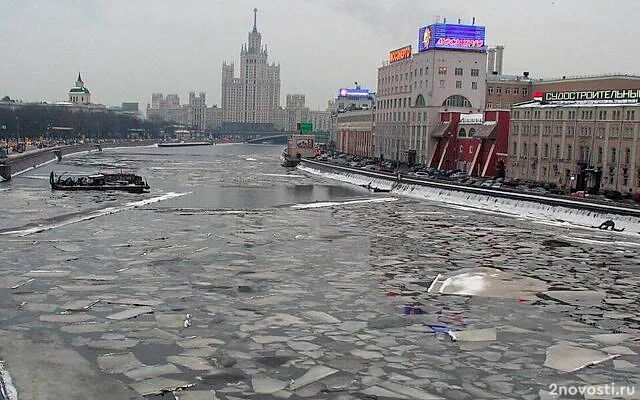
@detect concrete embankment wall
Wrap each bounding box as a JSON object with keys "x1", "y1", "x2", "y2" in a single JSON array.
[
  {"x1": 299, "y1": 158, "x2": 640, "y2": 231},
  {"x1": 1, "y1": 140, "x2": 156, "y2": 180}
]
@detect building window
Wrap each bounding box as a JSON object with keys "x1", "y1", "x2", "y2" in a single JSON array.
[
  {"x1": 598, "y1": 147, "x2": 603, "y2": 164},
  {"x1": 443, "y1": 95, "x2": 472, "y2": 108},
  {"x1": 471, "y1": 68, "x2": 479, "y2": 77},
  {"x1": 626, "y1": 110, "x2": 635, "y2": 120},
  {"x1": 438, "y1": 67, "x2": 447, "y2": 75},
  {"x1": 611, "y1": 147, "x2": 617, "y2": 164},
  {"x1": 439, "y1": 80, "x2": 445, "y2": 88},
  {"x1": 496, "y1": 87, "x2": 502, "y2": 94},
  {"x1": 513, "y1": 88, "x2": 519, "y2": 95},
  {"x1": 523, "y1": 143, "x2": 528, "y2": 156},
  {"x1": 455, "y1": 67, "x2": 463, "y2": 76},
  {"x1": 471, "y1": 81, "x2": 478, "y2": 90},
  {"x1": 488, "y1": 87, "x2": 494, "y2": 94},
  {"x1": 456, "y1": 80, "x2": 462, "y2": 89},
  {"x1": 567, "y1": 145, "x2": 572, "y2": 161},
  {"x1": 487, "y1": 101, "x2": 493, "y2": 108},
  {"x1": 512, "y1": 141, "x2": 517, "y2": 156},
  {"x1": 544, "y1": 143, "x2": 549, "y2": 158},
  {"x1": 534, "y1": 143, "x2": 538, "y2": 157},
  {"x1": 469, "y1": 146, "x2": 474, "y2": 154},
  {"x1": 555, "y1": 144, "x2": 561, "y2": 159},
  {"x1": 522, "y1": 88, "x2": 529, "y2": 96},
  {"x1": 625, "y1": 147, "x2": 631, "y2": 164},
  {"x1": 505, "y1": 88, "x2": 511, "y2": 94}
]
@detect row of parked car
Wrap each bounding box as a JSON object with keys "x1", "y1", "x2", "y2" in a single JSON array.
[{"x1": 316, "y1": 153, "x2": 640, "y2": 205}]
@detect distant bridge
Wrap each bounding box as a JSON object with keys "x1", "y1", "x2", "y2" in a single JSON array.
[{"x1": 244, "y1": 134, "x2": 290, "y2": 144}]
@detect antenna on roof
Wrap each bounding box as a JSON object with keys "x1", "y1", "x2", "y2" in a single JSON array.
[
  {"x1": 443, "y1": 17, "x2": 447, "y2": 24},
  {"x1": 472, "y1": 16, "x2": 476, "y2": 25},
  {"x1": 458, "y1": 18, "x2": 462, "y2": 24}
]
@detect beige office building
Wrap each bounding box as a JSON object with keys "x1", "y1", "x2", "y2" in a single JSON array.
[
  {"x1": 509, "y1": 90, "x2": 640, "y2": 194},
  {"x1": 375, "y1": 23, "x2": 487, "y2": 164}
]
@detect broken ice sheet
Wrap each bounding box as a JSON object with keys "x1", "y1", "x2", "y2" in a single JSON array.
[
  {"x1": 106, "y1": 306, "x2": 153, "y2": 320},
  {"x1": 541, "y1": 290, "x2": 607, "y2": 306},
  {"x1": 174, "y1": 391, "x2": 219, "y2": 400},
  {"x1": 289, "y1": 365, "x2": 338, "y2": 390},
  {"x1": 251, "y1": 375, "x2": 288, "y2": 394},
  {"x1": 156, "y1": 313, "x2": 188, "y2": 328},
  {"x1": 129, "y1": 377, "x2": 193, "y2": 396},
  {"x1": 448, "y1": 328, "x2": 497, "y2": 342},
  {"x1": 544, "y1": 343, "x2": 620, "y2": 372},
  {"x1": 97, "y1": 353, "x2": 142, "y2": 374},
  {"x1": 124, "y1": 364, "x2": 182, "y2": 381},
  {"x1": 167, "y1": 355, "x2": 213, "y2": 371},
  {"x1": 61, "y1": 299, "x2": 100, "y2": 311}
]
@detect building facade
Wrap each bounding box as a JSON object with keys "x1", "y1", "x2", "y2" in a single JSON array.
[
  {"x1": 376, "y1": 23, "x2": 488, "y2": 165},
  {"x1": 429, "y1": 110, "x2": 510, "y2": 176},
  {"x1": 335, "y1": 109, "x2": 374, "y2": 157},
  {"x1": 486, "y1": 73, "x2": 533, "y2": 110},
  {"x1": 509, "y1": 90, "x2": 640, "y2": 195},
  {"x1": 221, "y1": 9, "x2": 281, "y2": 126}
]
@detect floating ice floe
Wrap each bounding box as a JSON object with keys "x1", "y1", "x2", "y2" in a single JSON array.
[
  {"x1": 543, "y1": 343, "x2": 620, "y2": 372},
  {"x1": 428, "y1": 267, "x2": 548, "y2": 299}
]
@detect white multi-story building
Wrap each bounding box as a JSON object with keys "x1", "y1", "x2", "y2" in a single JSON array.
[
  {"x1": 221, "y1": 9, "x2": 281, "y2": 126},
  {"x1": 375, "y1": 23, "x2": 488, "y2": 164}
]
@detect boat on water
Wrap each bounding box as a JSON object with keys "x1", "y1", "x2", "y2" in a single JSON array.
[
  {"x1": 281, "y1": 152, "x2": 301, "y2": 168},
  {"x1": 50, "y1": 171, "x2": 150, "y2": 193},
  {"x1": 157, "y1": 141, "x2": 212, "y2": 147}
]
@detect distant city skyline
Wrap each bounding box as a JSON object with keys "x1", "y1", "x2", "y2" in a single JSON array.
[{"x1": 2, "y1": 0, "x2": 640, "y2": 111}]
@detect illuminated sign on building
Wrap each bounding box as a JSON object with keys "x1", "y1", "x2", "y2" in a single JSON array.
[
  {"x1": 388, "y1": 45, "x2": 412, "y2": 63},
  {"x1": 418, "y1": 23, "x2": 486, "y2": 52},
  {"x1": 543, "y1": 89, "x2": 640, "y2": 102},
  {"x1": 338, "y1": 88, "x2": 371, "y2": 98}
]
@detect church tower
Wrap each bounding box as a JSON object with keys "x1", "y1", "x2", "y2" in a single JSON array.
[{"x1": 68, "y1": 72, "x2": 91, "y2": 105}]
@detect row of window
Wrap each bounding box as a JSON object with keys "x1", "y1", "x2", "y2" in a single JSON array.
[
  {"x1": 488, "y1": 86, "x2": 530, "y2": 96},
  {"x1": 513, "y1": 124, "x2": 635, "y2": 137},
  {"x1": 512, "y1": 142, "x2": 634, "y2": 165},
  {"x1": 379, "y1": 66, "x2": 481, "y2": 85},
  {"x1": 513, "y1": 109, "x2": 636, "y2": 121},
  {"x1": 487, "y1": 102, "x2": 510, "y2": 109}
]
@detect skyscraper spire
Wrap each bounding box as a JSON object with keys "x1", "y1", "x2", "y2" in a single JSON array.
[{"x1": 253, "y1": 8, "x2": 258, "y2": 32}]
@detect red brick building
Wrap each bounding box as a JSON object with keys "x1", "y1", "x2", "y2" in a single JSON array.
[
  {"x1": 429, "y1": 110, "x2": 510, "y2": 177},
  {"x1": 335, "y1": 109, "x2": 374, "y2": 157}
]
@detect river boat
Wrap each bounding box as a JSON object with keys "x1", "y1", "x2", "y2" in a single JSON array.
[
  {"x1": 50, "y1": 171, "x2": 150, "y2": 193},
  {"x1": 281, "y1": 152, "x2": 301, "y2": 168}
]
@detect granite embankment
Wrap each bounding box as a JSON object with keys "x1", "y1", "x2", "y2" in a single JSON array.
[{"x1": 1, "y1": 140, "x2": 156, "y2": 180}]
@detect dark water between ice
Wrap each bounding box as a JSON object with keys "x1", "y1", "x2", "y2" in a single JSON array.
[{"x1": 1, "y1": 144, "x2": 639, "y2": 399}]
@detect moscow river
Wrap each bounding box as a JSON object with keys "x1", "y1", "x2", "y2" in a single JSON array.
[{"x1": 0, "y1": 144, "x2": 639, "y2": 399}]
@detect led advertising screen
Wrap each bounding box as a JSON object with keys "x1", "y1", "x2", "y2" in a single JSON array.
[
  {"x1": 418, "y1": 23, "x2": 486, "y2": 52},
  {"x1": 388, "y1": 45, "x2": 412, "y2": 63},
  {"x1": 338, "y1": 88, "x2": 371, "y2": 98}
]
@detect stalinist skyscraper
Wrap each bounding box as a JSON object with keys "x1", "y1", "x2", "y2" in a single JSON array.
[{"x1": 221, "y1": 8, "x2": 281, "y2": 125}]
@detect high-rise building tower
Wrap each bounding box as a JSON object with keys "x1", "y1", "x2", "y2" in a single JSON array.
[{"x1": 221, "y1": 8, "x2": 281, "y2": 126}]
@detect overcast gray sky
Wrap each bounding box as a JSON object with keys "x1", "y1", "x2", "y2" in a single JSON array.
[{"x1": 2, "y1": 0, "x2": 639, "y2": 111}]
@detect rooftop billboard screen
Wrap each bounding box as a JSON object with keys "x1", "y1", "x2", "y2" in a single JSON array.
[
  {"x1": 388, "y1": 45, "x2": 412, "y2": 63},
  {"x1": 338, "y1": 88, "x2": 371, "y2": 98},
  {"x1": 418, "y1": 23, "x2": 486, "y2": 52}
]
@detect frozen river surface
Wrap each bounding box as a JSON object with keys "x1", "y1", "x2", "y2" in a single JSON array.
[{"x1": 0, "y1": 144, "x2": 639, "y2": 399}]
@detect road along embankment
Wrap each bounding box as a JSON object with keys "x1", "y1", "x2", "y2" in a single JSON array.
[
  {"x1": 0, "y1": 140, "x2": 156, "y2": 180},
  {"x1": 299, "y1": 158, "x2": 640, "y2": 232}
]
